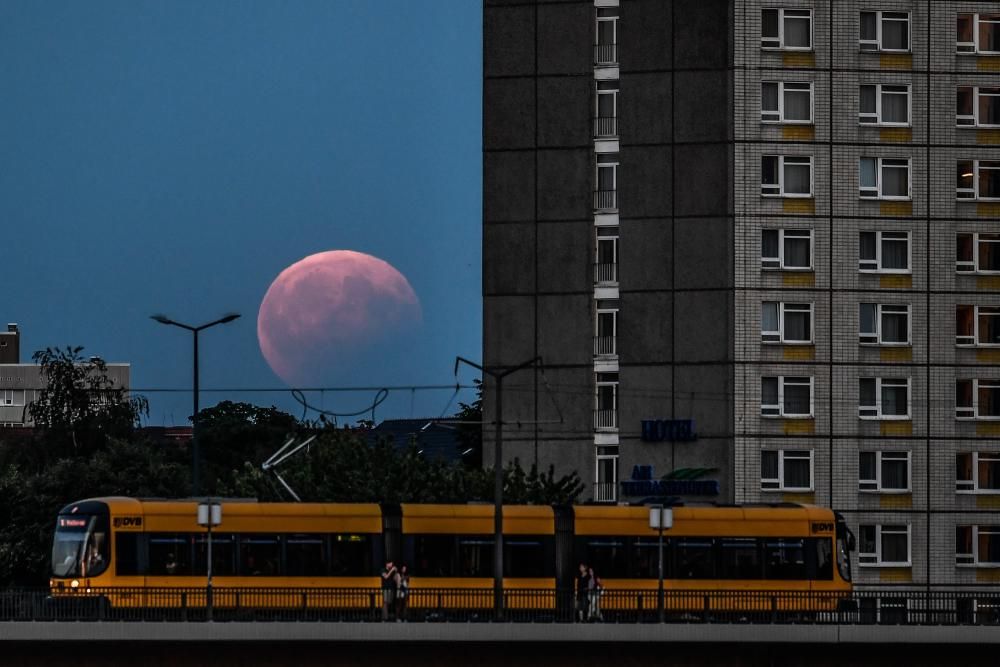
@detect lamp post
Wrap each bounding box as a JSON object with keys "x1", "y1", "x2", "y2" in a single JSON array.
[
  {"x1": 455, "y1": 355, "x2": 542, "y2": 621},
  {"x1": 151, "y1": 312, "x2": 240, "y2": 495},
  {"x1": 649, "y1": 505, "x2": 673, "y2": 623}
]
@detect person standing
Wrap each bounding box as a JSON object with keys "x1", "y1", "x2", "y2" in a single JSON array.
[
  {"x1": 576, "y1": 563, "x2": 590, "y2": 622},
  {"x1": 395, "y1": 564, "x2": 410, "y2": 622},
  {"x1": 380, "y1": 560, "x2": 398, "y2": 621},
  {"x1": 587, "y1": 566, "x2": 603, "y2": 621}
]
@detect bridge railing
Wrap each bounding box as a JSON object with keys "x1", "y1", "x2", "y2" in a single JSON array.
[{"x1": 5, "y1": 587, "x2": 1000, "y2": 624}]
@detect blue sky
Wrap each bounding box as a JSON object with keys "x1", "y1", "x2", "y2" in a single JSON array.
[{"x1": 1, "y1": 1, "x2": 482, "y2": 425}]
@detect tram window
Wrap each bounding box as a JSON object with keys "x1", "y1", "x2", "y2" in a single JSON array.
[
  {"x1": 286, "y1": 535, "x2": 326, "y2": 577},
  {"x1": 149, "y1": 534, "x2": 192, "y2": 576},
  {"x1": 413, "y1": 535, "x2": 454, "y2": 576},
  {"x1": 329, "y1": 534, "x2": 371, "y2": 576},
  {"x1": 763, "y1": 539, "x2": 807, "y2": 579},
  {"x1": 458, "y1": 538, "x2": 494, "y2": 577},
  {"x1": 194, "y1": 534, "x2": 235, "y2": 576},
  {"x1": 631, "y1": 539, "x2": 661, "y2": 579},
  {"x1": 718, "y1": 538, "x2": 761, "y2": 579},
  {"x1": 505, "y1": 538, "x2": 546, "y2": 577},
  {"x1": 115, "y1": 533, "x2": 141, "y2": 576},
  {"x1": 814, "y1": 537, "x2": 833, "y2": 580},
  {"x1": 239, "y1": 535, "x2": 280, "y2": 576},
  {"x1": 675, "y1": 539, "x2": 715, "y2": 579},
  {"x1": 584, "y1": 538, "x2": 628, "y2": 578}
]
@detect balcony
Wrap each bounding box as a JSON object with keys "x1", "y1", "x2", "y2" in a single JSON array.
[
  {"x1": 594, "y1": 409, "x2": 618, "y2": 430},
  {"x1": 594, "y1": 189, "x2": 617, "y2": 211},
  {"x1": 594, "y1": 43, "x2": 617, "y2": 66},
  {"x1": 594, "y1": 262, "x2": 617, "y2": 285},
  {"x1": 592, "y1": 482, "x2": 618, "y2": 504},
  {"x1": 594, "y1": 116, "x2": 618, "y2": 139},
  {"x1": 594, "y1": 336, "x2": 616, "y2": 356}
]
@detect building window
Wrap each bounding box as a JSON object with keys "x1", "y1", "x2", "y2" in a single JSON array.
[
  {"x1": 760, "y1": 450, "x2": 813, "y2": 492},
  {"x1": 761, "y1": 155, "x2": 812, "y2": 198},
  {"x1": 859, "y1": 85, "x2": 910, "y2": 126},
  {"x1": 594, "y1": 445, "x2": 618, "y2": 503},
  {"x1": 761, "y1": 302, "x2": 813, "y2": 344},
  {"x1": 957, "y1": 233, "x2": 1000, "y2": 274},
  {"x1": 761, "y1": 229, "x2": 812, "y2": 271},
  {"x1": 595, "y1": 82, "x2": 618, "y2": 138},
  {"x1": 761, "y1": 8, "x2": 812, "y2": 51},
  {"x1": 957, "y1": 526, "x2": 1000, "y2": 567},
  {"x1": 595, "y1": 160, "x2": 618, "y2": 211},
  {"x1": 595, "y1": 373, "x2": 618, "y2": 430},
  {"x1": 859, "y1": 451, "x2": 910, "y2": 493},
  {"x1": 858, "y1": 524, "x2": 911, "y2": 567},
  {"x1": 957, "y1": 160, "x2": 1000, "y2": 200},
  {"x1": 957, "y1": 87, "x2": 1000, "y2": 128},
  {"x1": 595, "y1": 309, "x2": 617, "y2": 356},
  {"x1": 956, "y1": 379, "x2": 1000, "y2": 419},
  {"x1": 859, "y1": 157, "x2": 911, "y2": 200},
  {"x1": 957, "y1": 452, "x2": 1000, "y2": 493},
  {"x1": 1, "y1": 390, "x2": 23, "y2": 407},
  {"x1": 595, "y1": 230, "x2": 618, "y2": 284},
  {"x1": 761, "y1": 81, "x2": 813, "y2": 124},
  {"x1": 859, "y1": 11, "x2": 910, "y2": 52},
  {"x1": 859, "y1": 303, "x2": 910, "y2": 345},
  {"x1": 859, "y1": 377, "x2": 910, "y2": 420},
  {"x1": 595, "y1": 8, "x2": 618, "y2": 65},
  {"x1": 956, "y1": 305, "x2": 1000, "y2": 346},
  {"x1": 957, "y1": 14, "x2": 1000, "y2": 55},
  {"x1": 859, "y1": 231, "x2": 910, "y2": 273},
  {"x1": 761, "y1": 376, "x2": 813, "y2": 418}
]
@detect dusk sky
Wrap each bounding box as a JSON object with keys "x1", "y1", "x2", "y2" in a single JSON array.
[{"x1": 1, "y1": 1, "x2": 482, "y2": 425}]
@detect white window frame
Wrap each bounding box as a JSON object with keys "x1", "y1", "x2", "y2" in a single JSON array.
[
  {"x1": 957, "y1": 86, "x2": 1000, "y2": 128},
  {"x1": 859, "y1": 157, "x2": 911, "y2": 200},
  {"x1": 957, "y1": 525, "x2": 1000, "y2": 567},
  {"x1": 761, "y1": 8, "x2": 813, "y2": 51},
  {"x1": 858, "y1": 524, "x2": 911, "y2": 567},
  {"x1": 761, "y1": 81, "x2": 813, "y2": 124},
  {"x1": 760, "y1": 449, "x2": 814, "y2": 492},
  {"x1": 761, "y1": 302, "x2": 813, "y2": 344},
  {"x1": 595, "y1": 308, "x2": 618, "y2": 356},
  {"x1": 859, "y1": 231, "x2": 910, "y2": 274},
  {"x1": 957, "y1": 452, "x2": 1000, "y2": 494},
  {"x1": 859, "y1": 377, "x2": 911, "y2": 420},
  {"x1": 957, "y1": 233, "x2": 1000, "y2": 274},
  {"x1": 859, "y1": 303, "x2": 911, "y2": 346},
  {"x1": 761, "y1": 228, "x2": 813, "y2": 271},
  {"x1": 859, "y1": 84, "x2": 911, "y2": 126},
  {"x1": 957, "y1": 160, "x2": 1000, "y2": 201},
  {"x1": 957, "y1": 14, "x2": 1000, "y2": 55},
  {"x1": 595, "y1": 373, "x2": 619, "y2": 430},
  {"x1": 859, "y1": 451, "x2": 911, "y2": 493},
  {"x1": 760, "y1": 375, "x2": 814, "y2": 419},
  {"x1": 859, "y1": 11, "x2": 911, "y2": 53},
  {"x1": 956, "y1": 305, "x2": 1000, "y2": 347},
  {"x1": 761, "y1": 155, "x2": 813, "y2": 198},
  {"x1": 594, "y1": 445, "x2": 619, "y2": 503},
  {"x1": 595, "y1": 230, "x2": 619, "y2": 284},
  {"x1": 956, "y1": 379, "x2": 1000, "y2": 420}
]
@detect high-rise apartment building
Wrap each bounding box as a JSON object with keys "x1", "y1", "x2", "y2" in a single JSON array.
[{"x1": 484, "y1": 0, "x2": 1000, "y2": 587}]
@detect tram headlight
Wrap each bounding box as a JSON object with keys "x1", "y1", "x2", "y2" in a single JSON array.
[{"x1": 70, "y1": 579, "x2": 80, "y2": 589}]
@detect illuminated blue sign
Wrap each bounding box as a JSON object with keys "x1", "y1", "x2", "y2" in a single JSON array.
[
  {"x1": 640, "y1": 419, "x2": 697, "y2": 442},
  {"x1": 620, "y1": 465, "x2": 719, "y2": 497}
]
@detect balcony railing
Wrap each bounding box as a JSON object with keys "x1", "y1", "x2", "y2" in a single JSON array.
[
  {"x1": 594, "y1": 189, "x2": 617, "y2": 211},
  {"x1": 593, "y1": 482, "x2": 618, "y2": 504},
  {"x1": 594, "y1": 409, "x2": 618, "y2": 430},
  {"x1": 594, "y1": 43, "x2": 617, "y2": 65},
  {"x1": 594, "y1": 336, "x2": 616, "y2": 356},
  {"x1": 594, "y1": 116, "x2": 618, "y2": 138},
  {"x1": 594, "y1": 262, "x2": 618, "y2": 284}
]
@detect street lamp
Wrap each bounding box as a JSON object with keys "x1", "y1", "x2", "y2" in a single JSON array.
[
  {"x1": 151, "y1": 312, "x2": 241, "y2": 495},
  {"x1": 649, "y1": 505, "x2": 673, "y2": 623}
]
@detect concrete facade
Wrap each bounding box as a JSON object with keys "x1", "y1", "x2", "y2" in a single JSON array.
[{"x1": 484, "y1": 0, "x2": 1000, "y2": 585}]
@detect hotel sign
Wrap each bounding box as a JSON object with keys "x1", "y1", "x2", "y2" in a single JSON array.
[
  {"x1": 620, "y1": 465, "x2": 720, "y2": 497},
  {"x1": 640, "y1": 419, "x2": 697, "y2": 442}
]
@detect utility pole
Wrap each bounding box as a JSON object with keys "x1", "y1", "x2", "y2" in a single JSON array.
[{"x1": 455, "y1": 355, "x2": 542, "y2": 622}]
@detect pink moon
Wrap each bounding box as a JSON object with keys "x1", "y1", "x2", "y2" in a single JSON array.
[{"x1": 257, "y1": 250, "x2": 422, "y2": 386}]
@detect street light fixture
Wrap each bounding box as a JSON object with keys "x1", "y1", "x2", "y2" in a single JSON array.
[{"x1": 151, "y1": 312, "x2": 241, "y2": 495}]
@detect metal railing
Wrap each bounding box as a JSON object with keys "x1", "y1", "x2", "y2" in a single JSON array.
[
  {"x1": 594, "y1": 43, "x2": 617, "y2": 65},
  {"x1": 594, "y1": 189, "x2": 617, "y2": 211},
  {"x1": 594, "y1": 409, "x2": 617, "y2": 430},
  {"x1": 594, "y1": 116, "x2": 618, "y2": 138},
  {"x1": 594, "y1": 262, "x2": 618, "y2": 284},
  {"x1": 7, "y1": 588, "x2": 1000, "y2": 625},
  {"x1": 593, "y1": 482, "x2": 618, "y2": 504},
  {"x1": 594, "y1": 336, "x2": 616, "y2": 356}
]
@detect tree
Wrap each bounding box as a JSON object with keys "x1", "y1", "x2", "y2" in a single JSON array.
[
  {"x1": 27, "y1": 346, "x2": 148, "y2": 455},
  {"x1": 454, "y1": 379, "x2": 483, "y2": 468}
]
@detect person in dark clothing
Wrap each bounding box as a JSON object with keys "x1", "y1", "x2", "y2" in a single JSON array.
[
  {"x1": 576, "y1": 563, "x2": 590, "y2": 622},
  {"x1": 380, "y1": 560, "x2": 398, "y2": 621}
]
